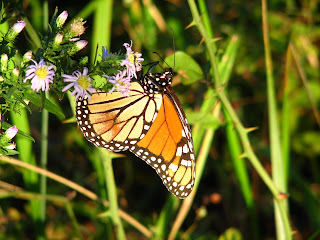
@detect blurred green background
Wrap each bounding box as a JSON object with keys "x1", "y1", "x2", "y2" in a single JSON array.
[{"x1": 1, "y1": 0, "x2": 319, "y2": 239}]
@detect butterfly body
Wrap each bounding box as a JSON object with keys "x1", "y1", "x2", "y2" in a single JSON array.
[{"x1": 76, "y1": 69, "x2": 195, "y2": 198}]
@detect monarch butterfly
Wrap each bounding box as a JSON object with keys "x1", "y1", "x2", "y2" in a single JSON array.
[{"x1": 76, "y1": 67, "x2": 195, "y2": 198}]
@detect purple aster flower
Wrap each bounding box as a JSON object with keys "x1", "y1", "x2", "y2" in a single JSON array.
[
  {"x1": 24, "y1": 59, "x2": 55, "y2": 92},
  {"x1": 62, "y1": 67, "x2": 96, "y2": 100},
  {"x1": 104, "y1": 70, "x2": 131, "y2": 97},
  {"x1": 99, "y1": 46, "x2": 113, "y2": 61},
  {"x1": 121, "y1": 41, "x2": 144, "y2": 79}
]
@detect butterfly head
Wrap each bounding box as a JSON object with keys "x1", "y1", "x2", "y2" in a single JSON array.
[{"x1": 140, "y1": 68, "x2": 173, "y2": 94}]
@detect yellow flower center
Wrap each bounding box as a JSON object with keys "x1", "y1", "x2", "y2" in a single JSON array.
[
  {"x1": 36, "y1": 66, "x2": 49, "y2": 79},
  {"x1": 128, "y1": 53, "x2": 135, "y2": 64},
  {"x1": 78, "y1": 75, "x2": 90, "y2": 89}
]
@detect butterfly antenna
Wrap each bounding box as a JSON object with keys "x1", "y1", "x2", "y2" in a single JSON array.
[
  {"x1": 152, "y1": 50, "x2": 174, "y2": 71},
  {"x1": 152, "y1": 51, "x2": 165, "y2": 69},
  {"x1": 144, "y1": 57, "x2": 160, "y2": 74}
]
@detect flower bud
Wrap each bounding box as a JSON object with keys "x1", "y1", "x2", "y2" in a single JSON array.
[
  {"x1": 6, "y1": 142, "x2": 16, "y2": 150},
  {"x1": 24, "y1": 50, "x2": 33, "y2": 60},
  {"x1": 5, "y1": 125, "x2": 18, "y2": 140},
  {"x1": 76, "y1": 40, "x2": 88, "y2": 50},
  {"x1": 11, "y1": 68, "x2": 20, "y2": 81},
  {"x1": 13, "y1": 20, "x2": 26, "y2": 33},
  {"x1": 56, "y1": 11, "x2": 68, "y2": 28},
  {"x1": 1, "y1": 54, "x2": 8, "y2": 73},
  {"x1": 5, "y1": 20, "x2": 26, "y2": 42},
  {"x1": 68, "y1": 40, "x2": 88, "y2": 56},
  {"x1": 53, "y1": 33, "x2": 63, "y2": 49},
  {"x1": 12, "y1": 68, "x2": 19, "y2": 76},
  {"x1": 21, "y1": 51, "x2": 33, "y2": 68}
]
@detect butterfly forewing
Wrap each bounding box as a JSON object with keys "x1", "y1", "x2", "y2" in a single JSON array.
[{"x1": 76, "y1": 82, "x2": 162, "y2": 151}]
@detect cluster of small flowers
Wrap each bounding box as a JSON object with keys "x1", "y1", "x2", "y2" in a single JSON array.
[
  {"x1": 20, "y1": 11, "x2": 144, "y2": 100},
  {"x1": 1, "y1": 21, "x2": 31, "y2": 82},
  {"x1": 23, "y1": 11, "x2": 88, "y2": 94},
  {"x1": 103, "y1": 41, "x2": 144, "y2": 97},
  {"x1": 1, "y1": 11, "x2": 144, "y2": 154},
  {"x1": 62, "y1": 41, "x2": 143, "y2": 99}
]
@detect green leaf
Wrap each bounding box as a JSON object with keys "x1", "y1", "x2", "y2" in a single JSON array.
[
  {"x1": 13, "y1": 93, "x2": 32, "y2": 113},
  {"x1": 2, "y1": 149, "x2": 19, "y2": 156},
  {"x1": 165, "y1": 51, "x2": 203, "y2": 85},
  {"x1": 186, "y1": 111, "x2": 221, "y2": 130},
  {"x1": 25, "y1": 90, "x2": 65, "y2": 120},
  {"x1": 218, "y1": 228, "x2": 242, "y2": 240},
  {"x1": 293, "y1": 131, "x2": 320, "y2": 157},
  {"x1": 1, "y1": 122, "x2": 35, "y2": 142}
]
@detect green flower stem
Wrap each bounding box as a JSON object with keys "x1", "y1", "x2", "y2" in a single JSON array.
[
  {"x1": 187, "y1": 0, "x2": 221, "y2": 87},
  {"x1": 218, "y1": 91, "x2": 278, "y2": 195},
  {"x1": 281, "y1": 45, "x2": 292, "y2": 187},
  {"x1": 100, "y1": 149, "x2": 126, "y2": 240},
  {"x1": 218, "y1": 81, "x2": 292, "y2": 239},
  {"x1": 188, "y1": 0, "x2": 292, "y2": 238},
  {"x1": 261, "y1": 0, "x2": 291, "y2": 238},
  {"x1": 198, "y1": 0, "x2": 216, "y2": 52},
  {"x1": 39, "y1": 91, "x2": 49, "y2": 239},
  {"x1": 187, "y1": 0, "x2": 279, "y2": 197}
]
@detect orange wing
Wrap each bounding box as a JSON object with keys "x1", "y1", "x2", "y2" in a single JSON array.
[
  {"x1": 76, "y1": 81, "x2": 195, "y2": 198},
  {"x1": 132, "y1": 93, "x2": 195, "y2": 198}
]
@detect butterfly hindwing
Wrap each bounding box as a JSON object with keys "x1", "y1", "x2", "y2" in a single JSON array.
[{"x1": 132, "y1": 93, "x2": 195, "y2": 198}]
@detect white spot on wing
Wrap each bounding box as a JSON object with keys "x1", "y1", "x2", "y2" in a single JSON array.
[
  {"x1": 181, "y1": 160, "x2": 188, "y2": 166},
  {"x1": 183, "y1": 144, "x2": 189, "y2": 153},
  {"x1": 161, "y1": 164, "x2": 166, "y2": 171},
  {"x1": 176, "y1": 147, "x2": 182, "y2": 157},
  {"x1": 169, "y1": 163, "x2": 178, "y2": 172}
]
